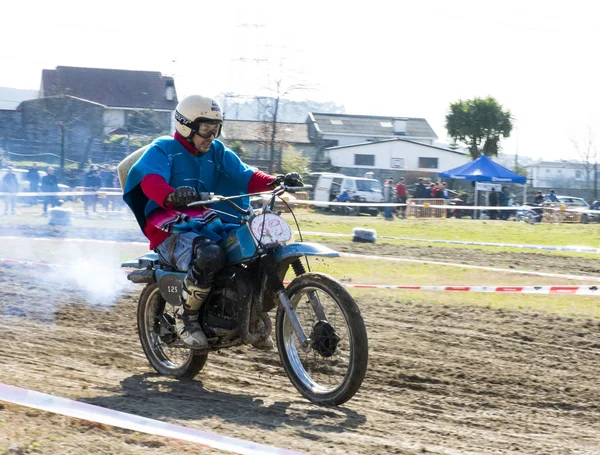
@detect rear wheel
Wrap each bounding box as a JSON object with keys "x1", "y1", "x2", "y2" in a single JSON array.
[
  {"x1": 137, "y1": 284, "x2": 208, "y2": 379},
  {"x1": 276, "y1": 273, "x2": 368, "y2": 405}
]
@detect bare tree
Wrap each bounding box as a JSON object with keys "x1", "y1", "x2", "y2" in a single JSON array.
[{"x1": 570, "y1": 126, "x2": 598, "y2": 195}]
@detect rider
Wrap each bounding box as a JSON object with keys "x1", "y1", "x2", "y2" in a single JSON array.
[{"x1": 122, "y1": 94, "x2": 302, "y2": 349}]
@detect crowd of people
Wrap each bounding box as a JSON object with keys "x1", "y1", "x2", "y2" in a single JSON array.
[
  {"x1": 381, "y1": 177, "x2": 451, "y2": 220},
  {"x1": 1, "y1": 162, "x2": 122, "y2": 216}
]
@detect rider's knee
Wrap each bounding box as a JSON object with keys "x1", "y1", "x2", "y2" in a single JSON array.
[{"x1": 191, "y1": 238, "x2": 226, "y2": 281}]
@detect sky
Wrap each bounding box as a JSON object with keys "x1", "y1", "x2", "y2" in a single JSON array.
[{"x1": 1, "y1": 0, "x2": 600, "y2": 162}]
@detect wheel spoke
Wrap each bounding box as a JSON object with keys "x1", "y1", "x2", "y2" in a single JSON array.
[{"x1": 283, "y1": 286, "x2": 352, "y2": 394}]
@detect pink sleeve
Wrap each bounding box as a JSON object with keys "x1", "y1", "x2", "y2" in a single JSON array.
[
  {"x1": 248, "y1": 170, "x2": 276, "y2": 193},
  {"x1": 141, "y1": 174, "x2": 175, "y2": 208}
]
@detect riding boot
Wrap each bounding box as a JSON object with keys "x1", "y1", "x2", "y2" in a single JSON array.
[{"x1": 176, "y1": 277, "x2": 210, "y2": 349}]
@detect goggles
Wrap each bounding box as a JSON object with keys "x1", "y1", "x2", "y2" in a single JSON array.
[{"x1": 193, "y1": 121, "x2": 222, "y2": 139}]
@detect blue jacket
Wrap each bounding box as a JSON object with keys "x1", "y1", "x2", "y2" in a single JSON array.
[{"x1": 123, "y1": 136, "x2": 255, "y2": 232}]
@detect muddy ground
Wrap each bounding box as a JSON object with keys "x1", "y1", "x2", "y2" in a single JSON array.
[{"x1": 1, "y1": 225, "x2": 600, "y2": 454}]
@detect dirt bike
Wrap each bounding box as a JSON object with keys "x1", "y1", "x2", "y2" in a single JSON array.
[{"x1": 122, "y1": 183, "x2": 369, "y2": 406}]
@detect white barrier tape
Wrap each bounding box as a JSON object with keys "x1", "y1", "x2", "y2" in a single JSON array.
[
  {"x1": 0, "y1": 383, "x2": 305, "y2": 455},
  {"x1": 0, "y1": 191, "x2": 115, "y2": 197},
  {"x1": 0, "y1": 236, "x2": 149, "y2": 246},
  {"x1": 2, "y1": 189, "x2": 599, "y2": 214},
  {"x1": 338, "y1": 252, "x2": 600, "y2": 283},
  {"x1": 374, "y1": 236, "x2": 600, "y2": 254},
  {"x1": 294, "y1": 231, "x2": 600, "y2": 254},
  {"x1": 3, "y1": 233, "x2": 595, "y2": 256}
]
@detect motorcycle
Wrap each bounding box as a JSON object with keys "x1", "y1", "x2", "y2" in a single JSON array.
[{"x1": 122, "y1": 183, "x2": 369, "y2": 406}]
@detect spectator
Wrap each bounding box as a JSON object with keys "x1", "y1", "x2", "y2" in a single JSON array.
[
  {"x1": 439, "y1": 182, "x2": 449, "y2": 200},
  {"x1": 488, "y1": 187, "x2": 499, "y2": 220},
  {"x1": 26, "y1": 163, "x2": 40, "y2": 205},
  {"x1": 84, "y1": 169, "x2": 102, "y2": 215},
  {"x1": 499, "y1": 186, "x2": 509, "y2": 220},
  {"x1": 383, "y1": 178, "x2": 395, "y2": 220},
  {"x1": 534, "y1": 191, "x2": 544, "y2": 205},
  {"x1": 2, "y1": 167, "x2": 19, "y2": 215},
  {"x1": 395, "y1": 177, "x2": 407, "y2": 219},
  {"x1": 41, "y1": 167, "x2": 59, "y2": 215},
  {"x1": 546, "y1": 189, "x2": 559, "y2": 202},
  {"x1": 413, "y1": 178, "x2": 427, "y2": 198}
]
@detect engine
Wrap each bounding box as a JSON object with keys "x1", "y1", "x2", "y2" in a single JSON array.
[{"x1": 201, "y1": 267, "x2": 252, "y2": 339}]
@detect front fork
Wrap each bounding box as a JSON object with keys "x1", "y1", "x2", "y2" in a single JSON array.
[{"x1": 264, "y1": 254, "x2": 326, "y2": 351}]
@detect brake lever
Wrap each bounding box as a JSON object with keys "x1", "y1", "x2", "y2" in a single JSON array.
[{"x1": 188, "y1": 195, "x2": 224, "y2": 207}]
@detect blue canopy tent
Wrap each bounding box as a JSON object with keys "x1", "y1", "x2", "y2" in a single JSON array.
[
  {"x1": 439, "y1": 155, "x2": 526, "y2": 184},
  {"x1": 439, "y1": 155, "x2": 527, "y2": 218}
]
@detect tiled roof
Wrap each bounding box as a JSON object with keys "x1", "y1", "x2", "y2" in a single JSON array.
[
  {"x1": 326, "y1": 137, "x2": 466, "y2": 155},
  {"x1": 309, "y1": 112, "x2": 438, "y2": 139},
  {"x1": 40, "y1": 66, "x2": 177, "y2": 110},
  {"x1": 222, "y1": 120, "x2": 310, "y2": 143}
]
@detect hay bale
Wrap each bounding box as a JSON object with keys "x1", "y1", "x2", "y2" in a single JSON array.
[{"x1": 48, "y1": 207, "x2": 72, "y2": 226}]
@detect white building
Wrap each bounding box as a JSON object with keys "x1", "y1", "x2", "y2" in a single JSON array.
[
  {"x1": 525, "y1": 160, "x2": 598, "y2": 189},
  {"x1": 326, "y1": 138, "x2": 469, "y2": 172}
]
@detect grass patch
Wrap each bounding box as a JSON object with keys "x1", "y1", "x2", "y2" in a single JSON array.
[{"x1": 286, "y1": 212, "x2": 600, "y2": 248}]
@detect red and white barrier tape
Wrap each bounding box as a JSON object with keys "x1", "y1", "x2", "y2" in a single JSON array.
[
  {"x1": 339, "y1": 284, "x2": 600, "y2": 295},
  {"x1": 0, "y1": 383, "x2": 305, "y2": 455}
]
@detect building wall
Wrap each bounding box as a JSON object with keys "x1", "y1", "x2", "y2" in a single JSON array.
[
  {"x1": 528, "y1": 165, "x2": 597, "y2": 189},
  {"x1": 103, "y1": 109, "x2": 126, "y2": 132},
  {"x1": 328, "y1": 140, "x2": 469, "y2": 172}
]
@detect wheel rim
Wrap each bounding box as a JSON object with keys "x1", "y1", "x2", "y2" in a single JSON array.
[
  {"x1": 144, "y1": 287, "x2": 194, "y2": 371},
  {"x1": 282, "y1": 286, "x2": 352, "y2": 395}
]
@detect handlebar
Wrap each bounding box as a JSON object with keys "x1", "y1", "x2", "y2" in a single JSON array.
[{"x1": 187, "y1": 183, "x2": 311, "y2": 211}]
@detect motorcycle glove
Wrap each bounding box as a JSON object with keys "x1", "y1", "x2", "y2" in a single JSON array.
[
  {"x1": 170, "y1": 186, "x2": 199, "y2": 207},
  {"x1": 283, "y1": 172, "x2": 303, "y2": 187}
]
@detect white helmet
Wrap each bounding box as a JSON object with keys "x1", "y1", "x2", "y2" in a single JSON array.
[{"x1": 174, "y1": 95, "x2": 223, "y2": 139}]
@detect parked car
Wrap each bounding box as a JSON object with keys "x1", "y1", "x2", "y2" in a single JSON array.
[
  {"x1": 516, "y1": 195, "x2": 599, "y2": 223},
  {"x1": 311, "y1": 172, "x2": 383, "y2": 216},
  {"x1": 555, "y1": 196, "x2": 600, "y2": 223}
]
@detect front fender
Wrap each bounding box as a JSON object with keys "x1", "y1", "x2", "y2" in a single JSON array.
[{"x1": 274, "y1": 242, "x2": 339, "y2": 262}]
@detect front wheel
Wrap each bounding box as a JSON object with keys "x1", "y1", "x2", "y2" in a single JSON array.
[
  {"x1": 276, "y1": 273, "x2": 368, "y2": 405},
  {"x1": 137, "y1": 283, "x2": 208, "y2": 379}
]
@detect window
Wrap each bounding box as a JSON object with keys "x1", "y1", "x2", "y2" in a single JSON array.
[
  {"x1": 418, "y1": 157, "x2": 438, "y2": 169},
  {"x1": 354, "y1": 154, "x2": 375, "y2": 166},
  {"x1": 330, "y1": 119, "x2": 343, "y2": 125},
  {"x1": 380, "y1": 121, "x2": 393, "y2": 127},
  {"x1": 356, "y1": 179, "x2": 383, "y2": 192},
  {"x1": 576, "y1": 171, "x2": 583, "y2": 179},
  {"x1": 391, "y1": 158, "x2": 405, "y2": 168}
]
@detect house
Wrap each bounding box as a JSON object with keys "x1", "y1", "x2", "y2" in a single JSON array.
[
  {"x1": 40, "y1": 66, "x2": 178, "y2": 133},
  {"x1": 326, "y1": 138, "x2": 469, "y2": 180},
  {"x1": 525, "y1": 160, "x2": 598, "y2": 189},
  {"x1": 307, "y1": 112, "x2": 439, "y2": 161},
  {"x1": 221, "y1": 120, "x2": 316, "y2": 168},
  {"x1": 0, "y1": 88, "x2": 38, "y2": 143}
]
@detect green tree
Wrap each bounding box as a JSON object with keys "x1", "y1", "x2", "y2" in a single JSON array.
[
  {"x1": 445, "y1": 97, "x2": 513, "y2": 160},
  {"x1": 127, "y1": 110, "x2": 164, "y2": 135},
  {"x1": 229, "y1": 140, "x2": 248, "y2": 160},
  {"x1": 280, "y1": 145, "x2": 309, "y2": 178}
]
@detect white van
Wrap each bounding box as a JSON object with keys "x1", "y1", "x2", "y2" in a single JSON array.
[{"x1": 312, "y1": 172, "x2": 383, "y2": 215}]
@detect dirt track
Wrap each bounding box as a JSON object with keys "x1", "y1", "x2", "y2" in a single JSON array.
[{"x1": 1, "y1": 228, "x2": 600, "y2": 454}]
